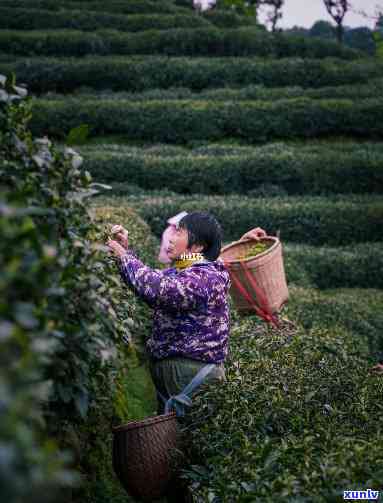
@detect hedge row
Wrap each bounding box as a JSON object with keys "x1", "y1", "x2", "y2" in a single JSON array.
[
  {"x1": 184, "y1": 300, "x2": 383, "y2": 500},
  {"x1": 284, "y1": 243, "x2": 383, "y2": 289},
  {"x1": 89, "y1": 194, "x2": 383, "y2": 289},
  {"x1": 117, "y1": 193, "x2": 383, "y2": 246},
  {"x1": 0, "y1": 0, "x2": 187, "y2": 15},
  {"x1": 3, "y1": 56, "x2": 378, "y2": 94},
  {"x1": 47, "y1": 79, "x2": 383, "y2": 103},
  {"x1": 0, "y1": 28, "x2": 361, "y2": 58},
  {"x1": 30, "y1": 97, "x2": 383, "y2": 143},
  {"x1": 0, "y1": 8, "x2": 212, "y2": 32},
  {"x1": 287, "y1": 288, "x2": 383, "y2": 362},
  {"x1": 78, "y1": 140, "x2": 383, "y2": 157},
  {"x1": 0, "y1": 73, "x2": 138, "y2": 502},
  {"x1": 202, "y1": 9, "x2": 259, "y2": 28},
  {"x1": 81, "y1": 147, "x2": 383, "y2": 196}
]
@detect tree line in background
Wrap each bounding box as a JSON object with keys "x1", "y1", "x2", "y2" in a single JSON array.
[{"x1": 190, "y1": 0, "x2": 383, "y2": 54}]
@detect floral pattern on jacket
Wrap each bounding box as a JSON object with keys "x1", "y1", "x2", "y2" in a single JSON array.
[{"x1": 118, "y1": 249, "x2": 231, "y2": 363}]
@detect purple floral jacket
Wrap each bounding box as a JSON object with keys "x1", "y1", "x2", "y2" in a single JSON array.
[{"x1": 118, "y1": 249, "x2": 231, "y2": 363}]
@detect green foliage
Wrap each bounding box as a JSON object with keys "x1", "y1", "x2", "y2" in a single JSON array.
[
  {"x1": 284, "y1": 243, "x2": 383, "y2": 289},
  {"x1": 56, "y1": 78, "x2": 383, "y2": 102},
  {"x1": 218, "y1": 0, "x2": 258, "y2": 17},
  {"x1": 78, "y1": 141, "x2": 383, "y2": 196},
  {"x1": 287, "y1": 288, "x2": 383, "y2": 361},
  {"x1": 1, "y1": 0, "x2": 381, "y2": 499},
  {"x1": 66, "y1": 124, "x2": 90, "y2": 146},
  {"x1": 0, "y1": 8, "x2": 212, "y2": 32},
  {"x1": 0, "y1": 27, "x2": 361, "y2": 58},
  {"x1": 0, "y1": 0, "x2": 187, "y2": 15},
  {"x1": 182, "y1": 294, "x2": 383, "y2": 500},
  {"x1": 110, "y1": 193, "x2": 383, "y2": 246},
  {"x1": 310, "y1": 20, "x2": 335, "y2": 39},
  {"x1": 309, "y1": 22, "x2": 376, "y2": 55},
  {"x1": 2, "y1": 56, "x2": 379, "y2": 95},
  {"x1": 373, "y1": 31, "x2": 383, "y2": 59},
  {"x1": 202, "y1": 9, "x2": 259, "y2": 28},
  {"x1": 0, "y1": 73, "x2": 144, "y2": 501},
  {"x1": 344, "y1": 27, "x2": 376, "y2": 55},
  {"x1": 29, "y1": 96, "x2": 383, "y2": 143}
]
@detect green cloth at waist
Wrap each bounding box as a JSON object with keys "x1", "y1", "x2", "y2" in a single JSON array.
[{"x1": 149, "y1": 356, "x2": 225, "y2": 415}]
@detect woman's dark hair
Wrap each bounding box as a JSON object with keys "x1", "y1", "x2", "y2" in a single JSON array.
[{"x1": 178, "y1": 211, "x2": 222, "y2": 261}]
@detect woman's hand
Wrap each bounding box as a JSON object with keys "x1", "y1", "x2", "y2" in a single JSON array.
[
  {"x1": 239, "y1": 227, "x2": 267, "y2": 242},
  {"x1": 110, "y1": 224, "x2": 129, "y2": 249},
  {"x1": 106, "y1": 239, "x2": 127, "y2": 258}
]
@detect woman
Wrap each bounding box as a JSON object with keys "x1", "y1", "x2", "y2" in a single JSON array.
[
  {"x1": 107, "y1": 216, "x2": 267, "y2": 414},
  {"x1": 107, "y1": 212, "x2": 233, "y2": 416}
]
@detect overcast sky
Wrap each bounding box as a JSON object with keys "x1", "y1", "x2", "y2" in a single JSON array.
[{"x1": 198, "y1": 1, "x2": 381, "y2": 29}]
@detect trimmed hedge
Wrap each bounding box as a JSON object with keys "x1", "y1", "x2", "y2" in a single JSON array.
[
  {"x1": 80, "y1": 144, "x2": 383, "y2": 195},
  {"x1": 115, "y1": 193, "x2": 383, "y2": 246},
  {"x1": 183, "y1": 295, "x2": 383, "y2": 500},
  {"x1": 0, "y1": 0, "x2": 187, "y2": 15},
  {"x1": 0, "y1": 8, "x2": 212, "y2": 32},
  {"x1": 0, "y1": 28, "x2": 362, "y2": 58},
  {"x1": 30, "y1": 97, "x2": 383, "y2": 143},
  {"x1": 47, "y1": 79, "x2": 383, "y2": 102},
  {"x1": 284, "y1": 243, "x2": 383, "y2": 289},
  {"x1": 202, "y1": 9, "x2": 259, "y2": 28},
  {"x1": 0, "y1": 72, "x2": 137, "y2": 503},
  {"x1": 2, "y1": 56, "x2": 379, "y2": 94},
  {"x1": 78, "y1": 140, "x2": 383, "y2": 157},
  {"x1": 287, "y1": 288, "x2": 383, "y2": 361}
]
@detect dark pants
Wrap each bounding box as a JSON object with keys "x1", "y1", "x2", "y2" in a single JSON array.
[{"x1": 149, "y1": 356, "x2": 225, "y2": 415}]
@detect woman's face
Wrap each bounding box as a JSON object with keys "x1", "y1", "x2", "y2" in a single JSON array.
[{"x1": 167, "y1": 226, "x2": 203, "y2": 261}]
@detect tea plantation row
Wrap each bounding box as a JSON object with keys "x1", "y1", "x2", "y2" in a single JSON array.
[
  {"x1": 88, "y1": 197, "x2": 383, "y2": 290},
  {"x1": 42, "y1": 79, "x2": 383, "y2": 102},
  {"x1": 2, "y1": 56, "x2": 378, "y2": 94},
  {"x1": 0, "y1": 27, "x2": 361, "y2": 58},
  {"x1": 101, "y1": 193, "x2": 383, "y2": 246},
  {"x1": 183, "y1": 289, "x2": 383, "y2": 501},
  {"x1": 79, "y1": 140, "x2": 383, "y2": 156},
  {"x1": 29, "y1": 97, "x2": 383, "y2": 142},
  {"x1": 0, "y1": 0, "x2": 191, "y2": 15},
  {"x1": 0, "y1": 8, "x2": 212, "y2": 32},
  {"x1": 78, "y1": 142, "x2": 383, "y2": 195}
]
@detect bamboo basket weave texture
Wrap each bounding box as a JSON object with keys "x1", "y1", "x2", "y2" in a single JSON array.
[
  {"x1": 220, "y1": 237, "x2": 288, "y2": 314},
  {"x1": 112, "y1": 412, "x2": 178, "y2": 502}
]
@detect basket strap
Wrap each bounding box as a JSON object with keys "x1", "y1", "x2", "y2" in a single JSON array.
[
  {"x1": 239, "y1": 260, "x2": 280, "y2": 327},
  {"x1": 159, "y1": 363, "x2": 216, "y2": 417}
]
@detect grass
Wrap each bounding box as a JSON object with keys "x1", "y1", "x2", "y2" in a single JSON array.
[{"x1": 115, "y1": 354, "x2": 158, "y2": 422}]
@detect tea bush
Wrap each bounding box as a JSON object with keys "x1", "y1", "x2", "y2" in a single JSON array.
[
  {"x1": 2, "y1": 56, "x2": 378, "y2": 94},
  {"x1": 46, "y1": 78, "x2": 383, "y2": 102},
  {"x1": 0, "y1": 27, "x2": 361, "y2": 58},
  {"x1": 284, "y1": 243, "x2": 383, "y2": 289},
  {"x1": 78, "y1": 140, "x2": 383, "y2": 157},
  {"x1": 0, "y1": 0, "x2": 186, "y2": 15},
  {"x1": 287, "y1": 287, "x2": 383, "y2": 362},
  {"x1": 182, "y1": 297, "x2": 383, "y2": 501},
  {"x1": 79, "y1": 144, "x2": 383, "y2": 195},
  {"x1": 0, "y1": 8, "x2": 212, "y2": 32},
  {"x1": 0, "y1": 73, "x2": 154, "y2": 502},
  {"x1": 89, "y1": 195, "x2": 383, "y2": 288},
  {"x1": 113, "y1": 193, "x2": 383, "y2": 245},
  {"x1": 202, "y1": 9, "x2": 259, "y2": 28},
  {"x1": 29, "y1": 97, "x2": 383, "y2": 142}
]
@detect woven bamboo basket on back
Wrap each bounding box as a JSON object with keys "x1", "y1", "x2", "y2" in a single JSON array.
[
  {"x1": 112, "y1": 412, "x2": 178, "y2": 502},
  {"x1": 220, "y1": 236, "x2": 288, "y2": 314}
]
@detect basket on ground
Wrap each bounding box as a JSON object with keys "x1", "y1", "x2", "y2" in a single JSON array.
[
  {"x1": 220, "y1": 236, "x2": 288, "y2": 314},
  {"x1": 112, "y1": 412, "x2": 178, "y2": 502}
]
